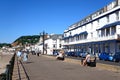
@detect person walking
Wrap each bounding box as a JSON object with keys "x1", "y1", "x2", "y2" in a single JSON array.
[
  {"x1": 22, "y1": 51, "x2": 28, "y2": 62},
  {"x1": 16, "y1": 50, "x2": 22, "y2": 60}
]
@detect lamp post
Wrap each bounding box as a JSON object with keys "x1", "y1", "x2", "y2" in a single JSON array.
[
  {"x1": 40, "y1": 31, "x2": 46, "y2": 55},
  {"x1": 43, "y1": 31, "x2": 45, "y2": 55}
]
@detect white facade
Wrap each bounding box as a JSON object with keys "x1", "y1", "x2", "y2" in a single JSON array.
[
  {"x1": 44, "y1": 39, "x2": 53, "y2": 55},
  {"x1": 40, "y1": 34, "x2": 63, "y2": 55},
  {"x1": 63, "y1": 0, "x2": 120, "y2": 55}
]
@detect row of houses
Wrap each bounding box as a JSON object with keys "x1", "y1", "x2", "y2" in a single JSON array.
[{"x1": 35, "y1": 0, "x2": 120, "y2": 56}]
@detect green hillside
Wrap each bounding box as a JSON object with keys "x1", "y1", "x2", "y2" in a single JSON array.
[{"x1": 13, "y1": 35, "x2": 40, "y2": 45}]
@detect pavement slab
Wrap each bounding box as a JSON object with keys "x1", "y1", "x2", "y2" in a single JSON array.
[{"x1": 12, "y1": 56, "x2": 28, "y2": 80}]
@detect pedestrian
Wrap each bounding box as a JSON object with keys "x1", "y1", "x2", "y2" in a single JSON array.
[
  {"x1": 16, "y1": 50, "x2": 22, "y2": 60},
  {"x1": 22, "y1": 51, "x2": 28, "y2": 62},
  {"x1": 36, "y1": 49, "x2": 40, "y2": 56},
  {"x1": 37, "y1": 52, "x2": 40, "y2": 56},
  {"x1": 82, "y1": 52, "x2": 91, "y2": 66}
]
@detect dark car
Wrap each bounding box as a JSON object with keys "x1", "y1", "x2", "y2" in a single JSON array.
[
  {"x1": 109, "y1": 52, "x2": 120, "y2": 62},
  {"x1": 99, "y1": 52, "x2": 110, "y2": 61},
  {"x1": 66, "y1": 51, "x2": 76, "y2": 57},
  {"x1": 74, "y1": 51, "x2": 82, "y2": 57},
  {"x1": 53, "y1": 51, "x2": 59, "y2": 55},
  {"x1": 70, "y1": 51, "x2": 76, "y2": 56},
  {"x1": 81, "y1": 52, "x2": 88, "y2": 58}
]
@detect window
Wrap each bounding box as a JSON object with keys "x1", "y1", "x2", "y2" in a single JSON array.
[
  {"x1": 59, "y1": 44, "x2": 61, "y2": 48},
  {"x1": 107, "y1": 15, "x2": 109, "y2": 23},
  {"x1": 91, "y1": 32, "x2": 93, "y2": 38},
  {"x1": 70, "y1": 32, "x2": 72, "y2": 36},
  {"x1": 64, "y1": 33, "x2": 67, "y2": 37},
  {"x1": 76, "y1": 36, "x2": 79, "y2": 41},
  {"x1": 101, "y1": 30, "x2": 105, "y2": 37},
  {"x1": 111, "y1": 26, "x2": 116, "y2": 35},
  {"x1": 97, "y1": 31, "x2": 101, "y2": 37},
  {"x1": 116, "y1": 11, "x2": 119, "y2": 20},
  {"x1": 106, "y1": 28, "x2": 110, "y2": 36},
  {"x1": 53, "y1": 44, "x2": 56, "y2": 48},
  {"x1": 97, "y1": 20, "x2": 99, "y2": 28},
  {"x1": 91, "y1": 23, "x2": 93, "y2": 29}
]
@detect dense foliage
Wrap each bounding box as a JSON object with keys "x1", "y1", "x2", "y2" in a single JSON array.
[
  {"x1": 0, "y1": 43, "x2": 11, "y2": 48},
  {"x1": 13, "y1": 35, "x2": 40, "y2": 45}
]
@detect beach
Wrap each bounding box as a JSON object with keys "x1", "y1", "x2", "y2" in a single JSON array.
[{"x1": 0, "y1": 51, "x2": 14, "y2": 74}]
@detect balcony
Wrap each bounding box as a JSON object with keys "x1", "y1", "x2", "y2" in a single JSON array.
[{"x1": 63, "y1": 34, "x2": 119, "y2": 46}]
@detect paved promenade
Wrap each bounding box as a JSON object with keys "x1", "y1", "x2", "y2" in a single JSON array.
[
  {"x1": 12, "y1": 56, "x2": 29, "y2": 80},
  {"x1": 23, "y1": 54, "x2": 120, "y2": 80}
]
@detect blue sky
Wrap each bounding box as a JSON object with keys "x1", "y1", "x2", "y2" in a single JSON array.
[{"x1": 0, "y1": 0, "x2": 113, "y2": 43}]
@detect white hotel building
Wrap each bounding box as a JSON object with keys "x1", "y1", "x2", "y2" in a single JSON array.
[{"x1": 63, "y1": 0, "x2": 120, "y2": 56}]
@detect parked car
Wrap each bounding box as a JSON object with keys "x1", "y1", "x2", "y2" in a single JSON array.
[
  {"x1": 53, "y1": 51, "x2": 59, "y2": 55},
  {"x1": 65, "y1": 51, "x2": 75, "y2": 56},
  {"x1": 109, "y1": 52, "x2": 120, "y2": 62},
  {"x1": 69, "y1": 51, "x2": 76, "y2": 56},
  {"x1": 98, "y1": 52, "x2": 110, "y2": 61},
  {"x1": 81, "y1": 52, "x2": 88, "y2": 58},
  {"x1": 74, "y1": 51, "x2": 82, "y2": 57},
  {"x1": 64, "y1": 51, "x2": 68, "y2": 56}
]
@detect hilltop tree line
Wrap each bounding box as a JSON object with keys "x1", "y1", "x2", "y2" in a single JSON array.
[
  {"x1": 0, "y1": 43, "x2": 11, "y2": 48},
  {"x1": 0, "y1": 35, "x2": 40, "y2": 48},
  {"x1": 13, "y1": 35, "x2": 40, "y2": 46}
]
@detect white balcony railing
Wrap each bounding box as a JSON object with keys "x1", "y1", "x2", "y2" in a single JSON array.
[{"x1": 63, "y1": 34, "x2": 119, "y2": 46}]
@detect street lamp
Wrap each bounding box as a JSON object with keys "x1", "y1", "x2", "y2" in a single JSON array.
[
  {"x1": 43, "y1": 31, "x2": 45, "y2": 54},
  {"x1": 40, "y1": 31, "x2": 47, "y2": 55}
]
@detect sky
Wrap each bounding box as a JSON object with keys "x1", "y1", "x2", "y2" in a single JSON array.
[{"x1": 0, "y1": 0, "x2": 114, "y2": 43}]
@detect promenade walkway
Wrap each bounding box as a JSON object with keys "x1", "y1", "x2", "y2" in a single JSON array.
[
  {"x1": 22, "y1": 54, "x2": 120, "y2": 80},
  {"x1": 12, "y1": 55, "x2": 29, "y2": 80}
]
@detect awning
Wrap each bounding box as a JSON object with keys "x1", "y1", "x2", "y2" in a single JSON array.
[
  {"x1": 78, "y1": 31, "x2": 88, "y2": 35},
  {"x1": 72, "y1": 31, "x2": 88, "y2": 37},
  {"x1": 63, "y1": 31, "x2": 88, "y2": 39},
  {"x1": 73, "y1": 34, "x2": 79, "y2": 37},
  {"x1": 63, "y1": 35, "x2": 72, "y2": 39},
  {"x1": 63, "y1": 37, "x2": 69, "y2": 39},
  {"x1": 97, "y1": 21, "x2": 120, "y2": 30}
]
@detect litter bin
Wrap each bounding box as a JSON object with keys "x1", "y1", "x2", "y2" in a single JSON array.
[{"x1": 89, "y1": 56, "x2": 96, "y2": 67}]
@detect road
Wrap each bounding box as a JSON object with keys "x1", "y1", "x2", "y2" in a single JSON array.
[{"x1": 23, "y1": 54, "x2": 120, "y2": 80}]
